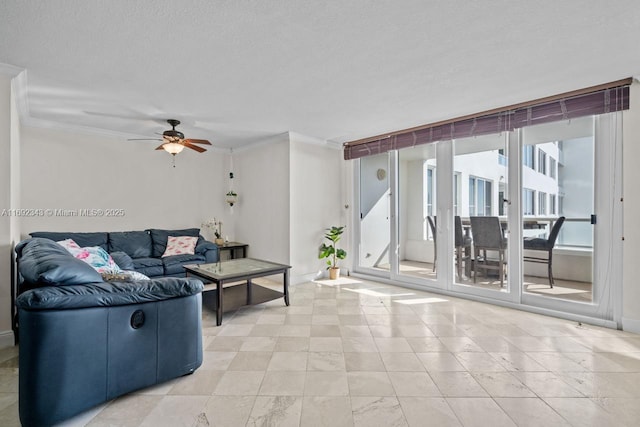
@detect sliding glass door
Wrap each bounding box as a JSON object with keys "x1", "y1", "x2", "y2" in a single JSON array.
[
  {"x1": 354, "y1": 113, "x2": 622, "y2": 324},
  {"x1": 358, "y1": 153, "x2": 391, "y2": 277}
]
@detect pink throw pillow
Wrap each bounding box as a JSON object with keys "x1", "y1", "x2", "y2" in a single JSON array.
[{"x1": 162, "y1": 236, "x2": 198, "y2": 257}]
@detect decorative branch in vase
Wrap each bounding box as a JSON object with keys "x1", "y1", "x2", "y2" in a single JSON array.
[{"x1": 202, "y1": 218, "x2": 225, "y2": 246}]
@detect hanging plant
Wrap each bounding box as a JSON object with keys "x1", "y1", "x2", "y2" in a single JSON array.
[{"x1": 226, "y1": 190, "x2": 238, "y2": 206}]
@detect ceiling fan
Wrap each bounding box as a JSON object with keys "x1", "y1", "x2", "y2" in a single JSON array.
[{"x1": 129, "y1": 119, "x2": 212, "y2": 155}]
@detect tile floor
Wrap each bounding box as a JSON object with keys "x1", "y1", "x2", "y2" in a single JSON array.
[{"x1": 1, "y1": 277, "x2": 640, "y2": 426}]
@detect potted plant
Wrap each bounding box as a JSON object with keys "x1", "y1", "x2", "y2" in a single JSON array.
[{"x1": 318, "y1": 226, "x2": 347, "y2": 279}]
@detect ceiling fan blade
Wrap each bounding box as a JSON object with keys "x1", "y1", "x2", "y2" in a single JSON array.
[
  {"x1": 155, "y1": 144, "x2": 166, "y2": 150},
  {"x1": 184, "y1": 138, "x2": 212, "y2": 145},
  {"x1": 183, "y1": 142, "x2": 207, "y2": 153}
]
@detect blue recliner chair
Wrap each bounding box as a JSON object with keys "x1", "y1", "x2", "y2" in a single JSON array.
[{"x1": 15, "y1": 238, "x2": 204, "y2": 427}]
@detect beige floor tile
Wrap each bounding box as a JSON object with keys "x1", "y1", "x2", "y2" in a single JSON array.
[
  {"x1": 309, "y1": 337, "x2": 343, "y2": 352},
  {"x1": 472, "y1": 372, "x2": 536, "y2": 398},
  {"x1": 348, "y1": 371, "x2": 395, "y2": 396},
  {"x1": 274, "y1": 336, "x2": 310, "y2": 352},
  {"x1": 388, "y1": 372, "x2": 441, "y2": 397},
  {"x1": 87, "y1": 395, "x2": 162, "y2": 427},
  {"x1": 139, "y1": 395, "x2": 209, "y2": 427},
  {"x1": 561, "y1": 352, "x2": 629, "y2": 372},
  {"x1": 5, "y1": 277, "x2": 640, "y2": 427},
  {"x1": 216, "y1": 324, "x2": 254, "y2": 337},
  {"x1": 471, "y1": 336, "x2": 522, "y2": 353},
  {"x1": 227, "y1": 351, "x2": 272, "y2": 371},
  {"x1": 342, "y1": 336, "x2": 378, "y2": 352},
  {"x1": 446, "y1": 397, "x2": 516, "y2": 427},
  {"x1": 304, "y1": 371, "x2": 349, "y2": 396},
  {"x1": 351, "y1": 396, "x2": 408, "y2": 427},
  {"x1": 417, "y1": 352, "x2": 466, "y2": 372},
  {"x1": 495, "y1": 398, "x2": 570, "y2": 427},
  {"x1": 279, "y1": 325, "x2": 312, "y2": 337},
  {"x1": 530, "y1": 352, "x2": 589, "y2": 372},
  {"x1": 300, "y1": 396, "x2": 354, "y2": 427},
  {"x1": 455, "y1": 351, "x2": 508, "y2": 372},
  {"x1": 429, "y1": 372, "x2": 489, "y2": 397},
  {"x1": 439, "y1": 337, "x2": 485, "y2": 353},
  {"x1": 344, "y1": 352, "x2": 386, "y2": 372},
  {"x1": 510, "y1": 372, "x2": 584, "y2": 398},
  {"x1": 214, "y1": 371, "x2": 264, "y2": 395},
  {"x1": 406, "y1": 337, "x2": 448, "y2": 353},
  {"x1": 310, "y1": 325, "x2": 341, "y2": 337},
  {"x1": 339, "y1": 325, "x2": 373, "y2": 337},
  {"x1": 206, "y1": 336, "x2": 244, "y2": 351},
  {"x1": 201, "y1": 351, "x2": 237, "y2": 371},
  {"x1": 307, "y1": 351, "x2": 346, "y2": 371},
  {"x1": 259, "y1": 371, "x2": 306, "y2": 395},
  {"x1": 398, "y1": 397, "x2": 461, "y2": 427},
  {"x1": 543, "y1": 397, "x2": 621, "y2": 427},
  {"x1": 489, "y1": 351, "x2": 548, "y2": 372},
  {"x1": 244, "y1": 323, "x2": 281, "y2": 337},
  {"x1": 168, "y1": 369, "x2": 225, "y2": 396},
  {"x1": 247, "y1": 396, "x2": 303, "y2": 427},
  {"x1": 239, "y1": 336, "x2": 278, "y2": 352},
  {"x1": 380, "y1": 352, "x2": 426, "y2": 372},
  {"x1": 267, "y1": 351, "x2": 308, "y2": 371},
  {"x1": 201, "y1": 395, "x2": 256, "y2": 427},
  {"x1": 374, "y1": 337, "x2": 413, "y2": 352}
]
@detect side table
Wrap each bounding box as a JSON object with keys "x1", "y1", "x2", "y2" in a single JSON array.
[{"x1": 217, "y1": 242, "x2": 248, "y2": 260}]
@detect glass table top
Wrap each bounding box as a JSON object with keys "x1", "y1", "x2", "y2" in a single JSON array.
[{"x1": 185, "y1": 258, "x2": 290, "y2": 280}]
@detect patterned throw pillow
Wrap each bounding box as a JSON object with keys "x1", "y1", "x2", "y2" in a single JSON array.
[
  {"x1": 72, "y1": 245, "x2": 123, "y2": 274},
  {"x1": 57, "y1": 238, "x2": 83, "y2": 256},
  {"x1": 162, "y1": 236, "x2": 198, "y2": 257}
]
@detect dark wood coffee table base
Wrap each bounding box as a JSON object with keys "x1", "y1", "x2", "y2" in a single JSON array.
[{"x1": 185, "y1": 259, "x2": 290, "y2": 326}]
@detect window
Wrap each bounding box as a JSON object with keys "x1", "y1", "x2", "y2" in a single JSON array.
[
  {"x1": 538, "y1": 191, "x2": 547, "y2": 215},
  {"x1": 538, "y1": 150, "x2": 547, "y2": 175},
  {"x1": 469, "y1": 177, "x2": 492, "y2": 216},
  {"x1": 523, "y1": 188, "x2": 535, "y2": 215},
  {"x1": 426, "y1": 168, "x2": 434, "y2": 216},
  {"x1": 498, "y1": 149, "x2": 507, "y2": 166},
  {"x1": 550, "y1": 194, "x2": 557, "y2": 215},
  {"x1": 523, "y1": 145, "x2": 534, "y2": 169},
  {"x1": 550, "y1": 157, "x2": 557, "y2": 179}
]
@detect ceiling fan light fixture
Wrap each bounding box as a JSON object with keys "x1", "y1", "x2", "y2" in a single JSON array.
[{"x1": 163, "y1": 142, "x2": 184, "y2": 155}]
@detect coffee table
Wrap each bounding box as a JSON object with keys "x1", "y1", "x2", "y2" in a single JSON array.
[{"x1": 184, "y1": 258, "x2": 291, "y2": 326}]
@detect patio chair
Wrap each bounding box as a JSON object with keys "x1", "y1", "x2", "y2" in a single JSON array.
[
  {"x1": 427, "y1": 216, "x2": 437, "y2": 271},
  {"x1": 523, "y1": 216, "x2": 566, "y2": 288},
  {"x1": 470, "y1": 216, "x2": 508, "y2": 287},
  {"x1": 455, "y1": 216, "x2": 473, "y2": 280}
]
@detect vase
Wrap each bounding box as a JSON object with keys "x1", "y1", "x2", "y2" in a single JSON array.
[{"x1": 215, "y1": 238, "x2": 225, "y2": 246}]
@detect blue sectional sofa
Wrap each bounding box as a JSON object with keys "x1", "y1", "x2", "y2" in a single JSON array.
[
  {"x1": 29, "y1": 227, "x2": 219, "y2": 279},
  {"x1": 13, "y1": 228, "x2": 218, "y2": 426}
]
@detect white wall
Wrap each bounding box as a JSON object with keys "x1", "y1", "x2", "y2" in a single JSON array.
[
  {"x1": 20, "y1": 126, "x2": 227, "y2": 234},
  {"x1": 0, "y1": 74, "x2": 14, "y2": 345},
  {"x1": 289, "y1": 133, "x2": 343, "y2": 281},
  {"x1": 622, "y1": 81, "x2": 640, "y2": 333},
  {"x1": 233, "y1": 134, "x2": 290, "y2": 266}
]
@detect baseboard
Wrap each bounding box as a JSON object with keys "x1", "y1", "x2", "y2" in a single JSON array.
[
  {"x1": 0, "y1": 330, "x2": 15, "y2": 349},
  {"x1": 621, "y1": 317, "x2": 640, "y2": 334},
  {"x1": 291, "y1": 272, "x2": 320, "y2": 286}
]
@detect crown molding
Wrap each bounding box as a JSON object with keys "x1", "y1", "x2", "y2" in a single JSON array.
[
  {"x1": 231, "y1": 132, "x2": 290, "y2": 153},
  {"x1": 0, "y1": 62, "x2": 24, "y2": 77}
]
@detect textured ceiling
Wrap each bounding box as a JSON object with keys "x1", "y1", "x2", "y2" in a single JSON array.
[{"x1": 1, "y1": 1, "x2": 640, "y2": 149}]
